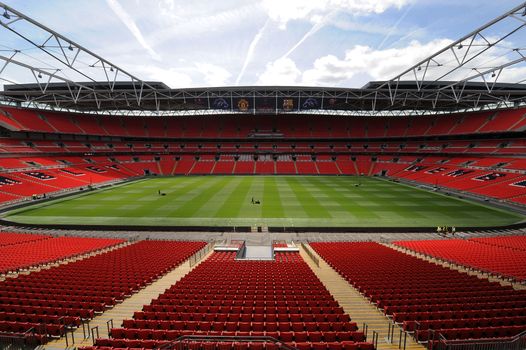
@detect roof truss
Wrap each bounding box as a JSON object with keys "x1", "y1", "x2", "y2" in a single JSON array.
[{"x1": 0, "y1": 1, "x2": 526, "y2": 116}]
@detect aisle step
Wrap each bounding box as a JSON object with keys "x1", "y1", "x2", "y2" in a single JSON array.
[
  {"x1": 300, "y1": 244, "x2": 424, "y2": 350},
  {"x1": 44, "y1": 244, "x2": 214, "y2": 349}
]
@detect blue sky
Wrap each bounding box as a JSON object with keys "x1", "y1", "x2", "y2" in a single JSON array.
[{"x1": 1, "y1": 0, "x2": 525, "y2": 88}]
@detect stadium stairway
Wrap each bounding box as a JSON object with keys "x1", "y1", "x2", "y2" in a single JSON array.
[
  {"x1": 300, "y1": 244, "x2": 424, "y2": 350},
  {"x1": 386, "y1": 243, "x2": 526, "y2": 291},
  {"x1": 43, "y1": 242, "x2": 214, "y2": 349}
]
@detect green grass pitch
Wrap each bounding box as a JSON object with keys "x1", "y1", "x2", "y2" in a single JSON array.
[{"x1": 3, "y1": 176, "x2": 524, "y2": 228}]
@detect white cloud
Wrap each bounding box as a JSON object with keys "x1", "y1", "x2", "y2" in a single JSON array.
[
  {"x1": 135, "y1": 66, "x2": 192, "y2": 88},
  {"x1": 195, "y1": 63, "x2": 232, "y2": 86},
  {"x1": 301, "y1": 39, "x2": 454, "y2": 86},
  {"x1": 257, "y1": 39, "x2": 462, "y2": 87},
  {"x1": 158, "y1": 0, "x2": 175, "y2": 16},
  {"x1": 105, "y1": 0, "x2": 161, "y2": 61},
  {"x1": 262, "y1": 0, "x2": 411, "y2": 29},
  {"x1": 497, "y1": 66, "x2": 526, "y2": 84},
  {"x1": 257, "y1": 58, "x2": 302, "y2": 85}
]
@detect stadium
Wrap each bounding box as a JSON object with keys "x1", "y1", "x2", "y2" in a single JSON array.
[{"x1": 0, "y1": 1, "x2": 524, "y2": 350}]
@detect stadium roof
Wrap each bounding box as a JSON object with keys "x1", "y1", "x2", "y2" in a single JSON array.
[
  {"x1": 4, "y1": 81, "x2": 526, "y2": 116},
  {"x1": 1, "y1": 1, "x2": 526, "y2": 116}
]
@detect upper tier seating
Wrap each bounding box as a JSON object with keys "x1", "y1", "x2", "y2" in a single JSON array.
[
  {"x1": 478, "y1": 110, "x2": 526, "y2": 133},
  {"x1": 0, "y1": 240, "x2": 205, "y2": 343},
  {"x1": 90, "y1": 251, "x2": 374, "y2": 350},
  {"x1": 310, "y1": 242, "x2": 526, "y2": 345},
  {"x1": 2, "y1": 106, "x2": 525, "y2": 138},
  {"x1": 394, "y1": 238, "x2": 526, "y2": 281}
]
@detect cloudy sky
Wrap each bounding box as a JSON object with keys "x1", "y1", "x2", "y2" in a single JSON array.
[{"x1": 1, "y1": 0, "x2": 525, "y2": 88}]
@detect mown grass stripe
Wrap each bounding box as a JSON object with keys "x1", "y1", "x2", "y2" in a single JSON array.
[
  {"x1": 285, "y1": 177, "x2": 332, "y2": 218},
  {"x1": 262, "y1": 176, "x2": 285, "y2": 218},
  {"x1": 214, "y1": 176, "x2": 251, "y2": 218},
  {"x1": 4, "y1": 175, "x2": 523, "y2": 227}
]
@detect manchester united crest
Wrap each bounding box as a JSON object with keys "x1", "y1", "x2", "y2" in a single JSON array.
[
  {"x1": 283, "y1": 99, "x2": 294, "y2": 111},
  {"x1": 238, "y1": 99, "x2": 249, "y2": 112}
]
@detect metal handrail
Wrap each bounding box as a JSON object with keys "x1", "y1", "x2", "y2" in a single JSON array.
[
  {"x1": 90, "y1": 325, "x2": 99, "y2": 345},
  {"x1": 189, "y1": 242, "x2": 212, "y2": 267},
  {"x1": 106, "y1": 319, "x2": 114, "y2": 336},
  {"x1": 235, "y1": 241, "x2": 247, "y2": 260},
  {"x1": 157, "y1": 335, "x2": 298, "y2": 350},
  {"x1": 82, "y1": 320, "x2": 91, "y2": 339},
  {"x1": 430, "y1": 330, "x2": 526, "y2": 350},
  {"x1": 301, "y1": 242, "x2": 320, "y2": 267}
]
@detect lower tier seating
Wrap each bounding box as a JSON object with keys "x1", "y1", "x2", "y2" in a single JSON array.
[
  {"x1": 0, "y1": 240, "x2": 205, "y2": 343},
  {"x1": 0, "y1": 236, "x2": 123, "y2": 274},
  {"x1": 469, "y1": 235, "x2": 526, "y2": 251},
  {"x1": 89, "y1": 251, "x2": 374, "y2": 350},
  {"x1": 0, "y1": 144, "x2": 524, "y2": 206},
  {"x1": 0, "y1": 232, "x2": 50, "y2": 247},
  {"x1": 310, "y1": 242, "x2": 526, "y2": 346},
  {"x1": 394, "y1": 238, "x2": 526, "y2": 281}
]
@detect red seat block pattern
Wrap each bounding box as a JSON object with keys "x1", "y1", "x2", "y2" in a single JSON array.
[
  {"x1": 92, "y1": 251, "x2": 373, "y2": 350},
  {"x1": 0, "y1": 240, "x2": 205, "y2": 343},
  {"x1": 311, "y1": 242, "x2": 526, "y2": 344}
]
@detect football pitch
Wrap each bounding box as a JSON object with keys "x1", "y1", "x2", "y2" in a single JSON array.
[{"x1": 3, "y1": 176, "x2": 524, "y2": 228}]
